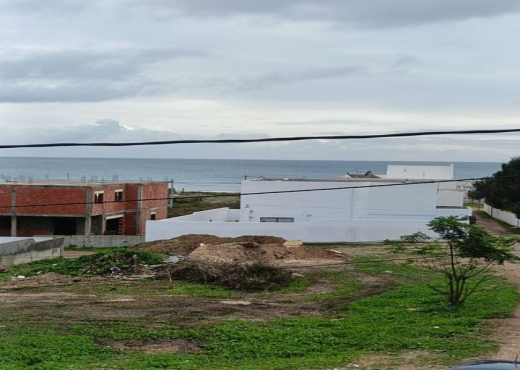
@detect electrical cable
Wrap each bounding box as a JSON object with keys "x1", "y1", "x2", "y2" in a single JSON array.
[
  {"x1": 0, "y1": 174, "x2": 513, "y2": 210},
  {"x1": 0, "y1": 128, "x2": 520, "y2": 149}
]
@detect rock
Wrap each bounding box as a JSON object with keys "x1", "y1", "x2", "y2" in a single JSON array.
[{"x1": 283, "y1": 240, "x2": 303, "y2": 247}]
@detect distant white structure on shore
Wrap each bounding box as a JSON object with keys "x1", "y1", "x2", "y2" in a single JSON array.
[{"x1": 146, "y1": 164, "x2": 471, "y2": 243}]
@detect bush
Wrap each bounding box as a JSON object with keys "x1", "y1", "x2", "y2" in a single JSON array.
[
  {"x1": 10, "y1": 250, "x2": 165, "y2": 277},
  {"x1": 158, "y1": 261, "x2": 293, "y2": 291}
]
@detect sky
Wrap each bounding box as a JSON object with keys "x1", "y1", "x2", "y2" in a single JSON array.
[{"x1": 0, "y1": 0, "x2": 519, "y2": 162}]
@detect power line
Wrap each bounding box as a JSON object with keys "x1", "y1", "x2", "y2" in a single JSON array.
[
  {"x1": 0, "y1": 174, "x2": 512, "y2": 210},
  {"x1": 1, "y1": 128, "x2": 520, "y2": 149}
]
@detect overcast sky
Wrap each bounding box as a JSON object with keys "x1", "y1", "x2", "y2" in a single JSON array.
[{"x1": 1, "y1": 0, "x2": 519, "y2": 162}]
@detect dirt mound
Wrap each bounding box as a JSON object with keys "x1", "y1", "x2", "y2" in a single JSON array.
[
  {"x1": 187, "y1": 242, "x2": 344, "y2": 265},
  {"x1": 135, "y1": 234, "x2": 345, "y2": 266},
  {"x1": 134, "y1": 234, "x2": 286, "y2": 256}
]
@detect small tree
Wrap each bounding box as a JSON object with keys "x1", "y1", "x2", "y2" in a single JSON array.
[{"x1": 412, "y1": 216, "x2": 519, "y2": 306}]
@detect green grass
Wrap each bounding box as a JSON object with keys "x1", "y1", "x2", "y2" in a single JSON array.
[
  {"x1": 352, "y1": 256, "x2": 436, "y2": 282},
  {"x1": 305, "y1": 270, "x2": 361, "y2": 301},
  {"x1": 0, "y1": 250, "x2": 165, "y2": 280},
  {"x1": 475, "y1": 210, "x2": 493, "y2": 219},
  {"x1": 168, "y1": 192, "x2": 240, "y2": 217},
  {"x1": 166, "y1": 282, "x2": 234, "y2": 298},
  {"x1": 278, "y1": 275, "x2": 313, "y2": 293},
  {"x1": 64, "y1": 246, "x2": 123, "y2": 252},
  {"x1": 164, "y1": 275, "x2": 311, "y2": 298},
  {"x1": 0, "y1": 258, "x2": 517, "y2": 369}
]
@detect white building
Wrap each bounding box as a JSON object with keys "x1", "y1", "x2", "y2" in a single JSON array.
[{"x1": 146, "y1": 165, "x2": 471, "y2": 243}]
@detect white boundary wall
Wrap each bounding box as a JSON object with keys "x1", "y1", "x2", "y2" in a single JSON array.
[
  {"x1": 146, "y1": 208, "x2": 442, "y2": 243},
  {"x1": 483, "y1": 204, "x2": 520, "y2": 227},
  {"x1": 145, "y1": 208, "x2": 472, "y2": 243},
  {"x1": 0, "y1": 237, "x2": 63, "y2": 266}
]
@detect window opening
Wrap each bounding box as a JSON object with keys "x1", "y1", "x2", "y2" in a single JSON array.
[
  {"x1": 115, "y1": 190, "x2": 123, "y2": 202},
  {"x1": 94, "y1": 192, "x2": 104, "y2": 204},
  {"x1": 260, "y1": 217, "x2": 295, "y2": 223}
]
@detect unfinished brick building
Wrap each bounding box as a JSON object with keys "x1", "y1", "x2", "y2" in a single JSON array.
[{"x1": 0, "y1": 180, "x2": 169, "y2": 237}]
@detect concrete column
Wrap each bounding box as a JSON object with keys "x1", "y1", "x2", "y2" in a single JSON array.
[
  {"x1": 84, "y1": 188, "x2": 92, "y2": 235},
  {"x1": 136, "y1": 185, "x2": 143, "y2": 234},
  {"x1": 10, "y1": 187, "x2": 16, "y2": 237}
]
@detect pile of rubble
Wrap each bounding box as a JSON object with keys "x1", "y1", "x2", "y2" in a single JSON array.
[{"x1": 134, "y1": 234, "x2": 345, "y2": 266}]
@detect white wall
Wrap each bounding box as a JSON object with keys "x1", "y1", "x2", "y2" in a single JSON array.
[
  {"x1": 146, "y1": 211, "x2": 437, "y2": 243},
  {"x1": 437, "y1": 190, "x2": 464, "y2": 207},
  {"x1": 366, "y1": 182, "x2": 438, "y2": 218},
  {"x1": 240, "y1": 179, "x2": 465, "y2": 222},
  {"x1": 146, "y1": 207, "x2": 471, "y2": 243},
  {"x1": 241, "y1": 180, "x2": 357, "y2": 222},
  {"x1": 172, "y1": 208, "x2": 240, "y2": 222},
  {"x1": 483, "y1": 204, "x2": 520, "y2": 227},
  {"x1": 0, "y1": 237, "x2": 63, "y2": 266}
]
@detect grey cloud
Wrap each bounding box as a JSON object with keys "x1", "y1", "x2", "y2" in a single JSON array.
[
  {"x1": 0, "y1": 0, "x2": 90, "y2": 15},
  {"x1": 155, "y1": 65, "x2": 367, "y2": 95},
  {"x1": 128, "y1": 0, "x2": 520, "y2": 27},
  {"x1": 0, "y1": 47, "x2": 205, "y2": 103},
  {"x1": 214, "y1": 133, "x2": 270, "y2": 140},
  {"x1": 0, "y1": 48, "x2": 206, "y2": 82},
  {"x1": 0, "y1": 80, "x2": 165, "y2": 103},
  {"x1": 390, "y1": 54, "x2": 421, "y2": 71},
  {"x1": 23, "y1": 119, "x2": 168, "y2": 144},
  {"x1": 276, "y1": 119, "x2": 384, "y2": 127},
  {"x1": 235, "y1": 65, "x2": 364, "y2": 91},
  {"x1": 87, "y1": 119, "x2": 125, "y2": 136},
  {"x1": 4, "y1": 0, "x2": 520, "y2": 27}
]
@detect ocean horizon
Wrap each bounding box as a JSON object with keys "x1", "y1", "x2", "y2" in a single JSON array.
[{"x1": 0, "y1": 156, "x2": 503, "y2": 192}]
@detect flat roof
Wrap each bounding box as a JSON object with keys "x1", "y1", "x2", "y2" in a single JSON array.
[
  {"x1": 246, "y1": 178, "x2": 450, "y2": 183},
  {"x1": 0, "y1": 179, "x2": 169, "y2": 187}
]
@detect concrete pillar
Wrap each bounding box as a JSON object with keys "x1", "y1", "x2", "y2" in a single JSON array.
[
  {"x1": 10, "y1": 187, "x2": 16, "y2": 237},
  {"x1": 84, "y1": 188, "x2": 92, "y2": 235},
  {"x1": 136, "y1": 185, "x2": 143, "y2": 234}
]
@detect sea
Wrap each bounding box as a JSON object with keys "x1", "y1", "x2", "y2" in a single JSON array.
[{"x1": 0, "y1": 157, "x2": 502, "y2": 192}]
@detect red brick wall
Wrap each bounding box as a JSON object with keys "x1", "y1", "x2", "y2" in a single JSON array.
[
  {"x1": 90, "y1": 185, "x2": 138, "y2": 215},
  {"x1": 0, "y1": 186, "x2": 88, "y2": 215},
  {"x1": 0, "y1": 188, "x2": 10, "y2": 213},
  {"x1": 0, "y1": 182, "x2": 169, "y2": 236},
  {"x1": 124, "y1": 213, "x2": 136, "y2": 235},
  {"x1": 137, "y1": 183, "x2": 169, "y2": 234}
]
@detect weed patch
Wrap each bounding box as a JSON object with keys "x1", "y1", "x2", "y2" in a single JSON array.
[{"x1": 1, "y1": 250, "x2": 164, "y2": 279}]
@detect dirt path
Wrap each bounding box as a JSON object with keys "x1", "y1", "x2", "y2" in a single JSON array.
[
  {"x1": 475, "y1": 214, "x2": 520, "y2": 361},
  {"x1": 494, "y1": 257, "x2": 520, "y2": 360},
  {"x1": 474, "y1": 212, "x2": 510, "y2": 235}
]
